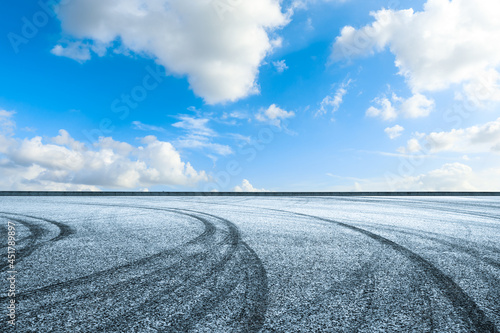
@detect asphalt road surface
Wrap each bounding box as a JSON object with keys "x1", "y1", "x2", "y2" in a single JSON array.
[{"x1": 1, "y1": 196, "x2": 499, "y2": 332}]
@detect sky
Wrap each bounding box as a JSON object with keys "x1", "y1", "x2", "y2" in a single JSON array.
[{"x1": 1, "y1": 0, "x2": 500, "y2": 192}]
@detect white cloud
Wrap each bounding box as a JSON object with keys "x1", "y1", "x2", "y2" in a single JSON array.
[
  {"x1": 406, "y1": 138, "x2": 423, "y2": 153},
  {"x1": 399, "y1": 163, "x2": 478, "y2": 191},
  {"x1": 305, "y1": 17, "x2": 314, "y2": 31},
  {"x1": 0, "y1": 129, "x2": 207, "y2": 190},
  {"x1": 345, "y1": 162, "x2": 500, "y2": 191},
  {"x1": 421, "y1": 117, "x2": 500, "y2": 153},
  {"x1": 55, "y1": 0, "x2": 288, "y2": 104},
  {"x1": 51, "y1": 41, "x2": 92, "y2": 63},
  {"x1": 172, "y1": 116, "x2": 216, "y2": 137},
  {"x1": 291, "y1": 0, "x2": 350, "y2": 10},
  {"x1": 0, "y1": 110, "x2": 16, "y2": 135},
  {"x1": 391, "y1": 162, "x2": 500, "y2": 191},
  {"x1": 172, "y1": 115, "x2": 233, "y2": 155},
  {"x1": 256, "y1": 104, "x2": 295, "y2": 127},
  {"x1": 221, "y1": 111, "x2": 248, "y2": 120},
  {"x1": 384, "y1": 125, "x2": 404, "y2": 139},
  {"x1": 398, "y1": 93, "x2": 435, "y2": 118},
  {"x1": 132, "y1": 121, "x2": 166, "y2": 132},
  {"x1": 317, "y1": 80, "x2": 350, "y2": 117},
  {"x1": 273, "y1": 59, "x2": 288, "y2": 73},
  {"x1": 51, "y1": 129, "x2": 87, "y2": 151},
  {"x1": 227, "y1": 133, "x2": 252, "y2": 144},
  {"x1": 233, "y1": 179, "x2": 270, "y2": 192},
  {"x1": 332, "y1": 0, "x2": 500, "y2": 101},
  {"x1": 367, "y1": 93, "x2": 434, "y2": 121},
  {"x1": 330, "y1": 162, "x2": 500, "y2": 191},
  {"x1": 366, "y1": 96, "x2": 397, "y2": 121},
  {"x1": 175, "y1": 136, "x2": 233, "y2": 156}
]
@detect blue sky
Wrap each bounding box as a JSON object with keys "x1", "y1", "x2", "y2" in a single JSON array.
[{"x1": 1, "y1": 0, "x2": 500, "y2": 191}]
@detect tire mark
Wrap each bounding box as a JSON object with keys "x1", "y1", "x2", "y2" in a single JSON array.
[
  {"x1": 357, "y1": 222, "x2": 500, "y2": 270},
  {"x1": 233, "y1": 242, "x2": 269, "y2": 333},
  {"x1": 0, "y1": 212, "x2": 75, "y2": 242},
  {"x1": 0, "y1": 215, "x2": 52, "y2": 271},
  {"x1": 96, "y1": 212, "x2": 241, "y2": 332},
  {"x1": 10, "y1": 205, "x2": 267, "y2": 333},
  {"x1": 0, "y1": 230, "x2": 30, "y2": 250},
  {"x1": 119, "y1": 197, "x2": 499, "y2": 331},
  {"x1": 273, "y1": 256, "x2": 378, "y2": 332},
  {"x1": 355, "y1": 222, "x2": 500, "y2": 329},
  {"x1": 1, "y1": 209, "x2": 215, "y2": 303},
  {"x1": 11, "y1": 211, "x2": 220, "y2": 332},
  {"x1": 274, "y1": 209, "x2": 499, "y2": 333},
  {"x1": 0, "y1": 216, "x2": 43, "y2": 250},
  {"x1": 167, "y1": 208, "x2": 269, "y2": 332},
  {"x1": 310, "y1": 197, "x2": 500, "y2": 256},
  {"x1": 330, "y1": 197, "x2": 500, "y2": 224},
  {"x1": 124, "y1": 198, "x2": 498, "y2": 331},
  {"x1": 94, "y1": 209, "x2": 268, "y2": 333}
]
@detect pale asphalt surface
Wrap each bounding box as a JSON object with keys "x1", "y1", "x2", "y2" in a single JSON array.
[{"x1": 0, "y1": 196, "x2": 499, "y2": 332}]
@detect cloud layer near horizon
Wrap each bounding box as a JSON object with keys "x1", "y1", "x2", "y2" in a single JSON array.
[{"x1": 0, "y1": 127, "x2": 207, "y2": 191}]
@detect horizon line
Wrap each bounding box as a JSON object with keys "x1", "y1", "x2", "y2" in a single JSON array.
[{"x1": 1, "y1": 191, "x2": 499, "y2": 196}]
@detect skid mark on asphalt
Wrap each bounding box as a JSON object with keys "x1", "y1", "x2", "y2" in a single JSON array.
[
  {"x1": 329, "y1": 197, "x2": 500, "y2": 225},
  {"x1": 7, "y1": 205, "x2": 268, "y2": 333},
  {"x1": 133, "y1": 198, "x2": 499, "y2": 331},
  {"x1": 272, "y1": 208, "x2": 499, "y2": 333},
  {"x1": 0, "y1": 212, "x2": 74, "y2": 272},
  {"x1": 355, "y1": 222, "x2": 500, "y2": 330},
  {"x1": 358, "y1": 222, "x2": 500, "y2": 270},
  {"x1": 95, "y1": 208, "x2": 268, "y2": 333},
  {"x1": 271, "y1": 255, "x2": 379, "y2": 332}
]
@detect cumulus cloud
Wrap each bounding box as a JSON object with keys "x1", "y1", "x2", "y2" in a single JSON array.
[
  {"x1": 366, "y1": 96, "x2": 397, "y2": 121},
  {"x1": 0, "y1": 110, "x2": 16, "y2": 135},
  {"x1": 367, "y1": 93, "x2": 434, "y2": 121},
  {"x1": 55, "y1": 0, "x2": 288, "y2": 104},
  {"x1": 233, "y1": 179, "x2": 270, "y2": 192},
  {"x1": 412, "y1": 117, "x2": 500, "y2": 154},
  {"x1": 332, "y1": 0, "x2": 500, "y2": 101},
  {"x1": 386, "y1": 163, "x2": 479, "y2": 191},
  {"x1": 385, "y1": 162, "x2": 500, "y2": 191},
  {"x1": 50, "y1": 41, "x2": 92, "y2": 63},
  {"x1": 317, "y1": 80, "x2": 350, "y2": 117},
  {"x1": 331, "y1": 162, "x2": 500, "y2": 191},
  {"x1": 256, "y1": 104, "x2": 295, "y2": 127},
  {"x1": 273, "y1": 59, "x2": 288, "y2": 73},
  {"x1": 0, "y1": 129, "x2": 207, "y2": 190},
  {"x1": 384, "y1": 125, "x2": 404, "y2": 139},
  {"x1": 399, "y1": 138, "x2": 423, "y2": 154},
  {"x1": 397, "y1": 93, "x2": 435, "y2": 118}
]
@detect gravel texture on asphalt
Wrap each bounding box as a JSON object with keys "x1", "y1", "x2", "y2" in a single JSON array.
[{"x1": 0, "y1": 196, "x2": 499, "y2": 332}]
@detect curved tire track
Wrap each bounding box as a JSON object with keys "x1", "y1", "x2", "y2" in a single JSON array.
[
  {"x1": 7, "y1": 205, "x2": 268, "y2": 333},
  {"x1": 123, "y1": 198, "x2": 499, "y2": 331},
  {"x1": 0, "y1": 212, "x2": 74, "y2": 272},
  {"x1": 270, "y1": 208, "x2": 498, "y2": 333}
]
